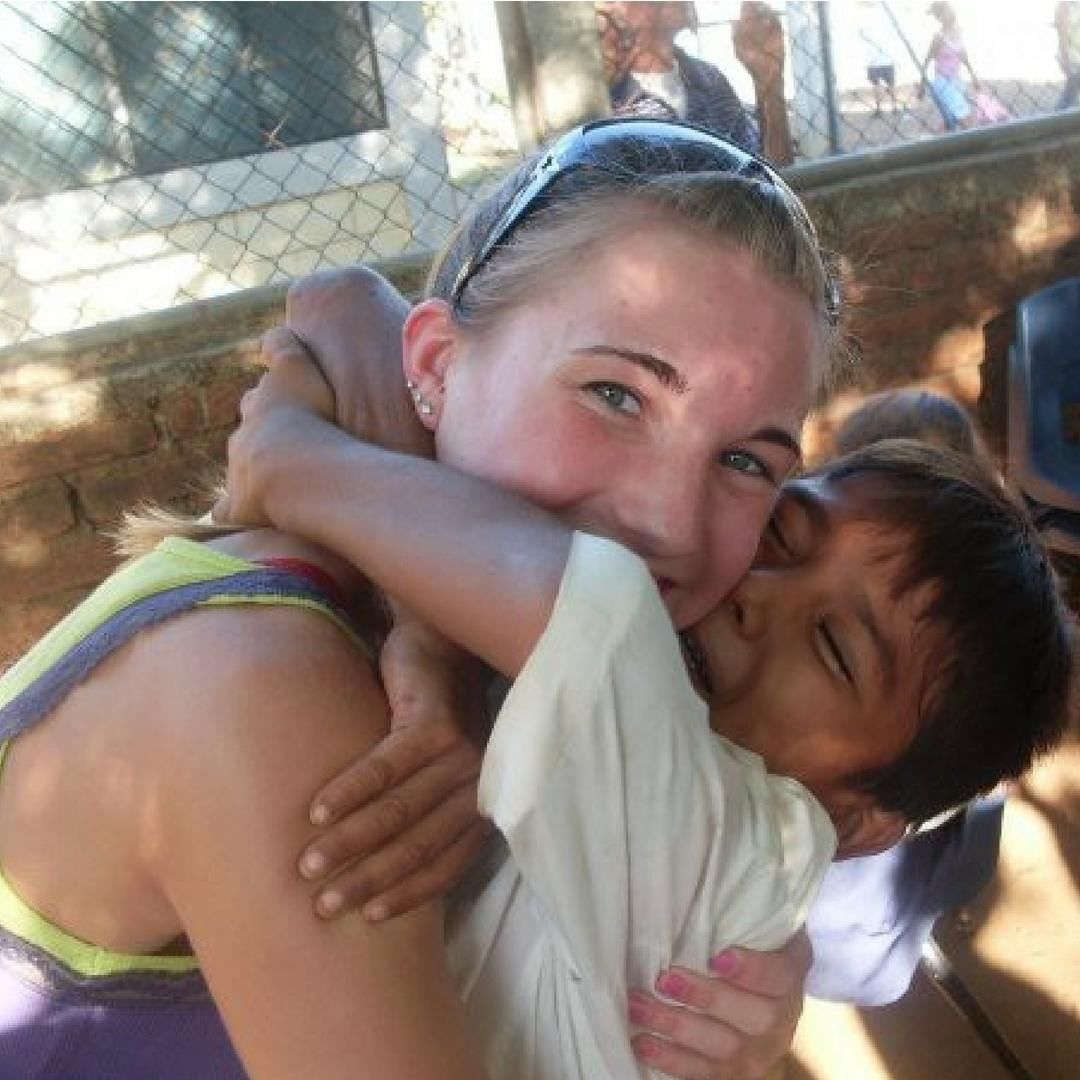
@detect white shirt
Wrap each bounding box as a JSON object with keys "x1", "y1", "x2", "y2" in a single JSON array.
[
  {"x1": 445, "y1": 533, "x2": 837, "y2": 1080},
  {"x1": 628, "y1": 68, "x2": 689, "y2": 118}
]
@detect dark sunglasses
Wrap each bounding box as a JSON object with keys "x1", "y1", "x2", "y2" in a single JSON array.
[{"x1": 450, "y1": 116, "x2": 840, "y2": 326}]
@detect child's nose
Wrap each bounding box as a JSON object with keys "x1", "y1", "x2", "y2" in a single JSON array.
[{"x1": 730, "y1": 581, "x2": 767, "y2": 640}]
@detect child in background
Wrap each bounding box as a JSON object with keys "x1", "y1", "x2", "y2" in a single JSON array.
[
  {"x1": 832, "y1": 387, "x2": 991, "y2": 460},
  {"x1": 920, "y1": 2, "x2": 980, "y2": 132}
]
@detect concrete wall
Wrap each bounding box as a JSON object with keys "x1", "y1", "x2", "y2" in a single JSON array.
[
  {"x1": 801, "y1": 114, "x2": 1080, "y2": 457},
  {"x1": 2, "y1": 116, "x2": 1079, "y2": 663}
]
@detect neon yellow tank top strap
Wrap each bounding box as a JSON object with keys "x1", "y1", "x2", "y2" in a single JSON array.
[{"x1": 0, "y1": 536, "x2": 368, "y2": 712}]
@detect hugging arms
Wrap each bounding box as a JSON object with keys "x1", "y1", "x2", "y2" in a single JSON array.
[
  {"x1": 218, "y1": 264, "x2": 1074, "y2": 1079},
  {"x1": 0, "y1": 119, "x2": 849, "y2": 1079},
  {"x1": 236, "y1": 267, "x2": 815, "y2": 1078}
]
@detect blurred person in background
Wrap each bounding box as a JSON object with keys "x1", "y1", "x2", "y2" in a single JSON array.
[
  {"x1": 596, "y1": 1, "x2": 760, "y2": 150},
  {"x1": 919, "y1": 1, "x2": 980, "y2": 132},
  {"x1": 859, "y1": 1, "x2": 899, "y2": 117},
  {"x1": 1056, "y1": 1, "x2": 1080, "y2": 110}
]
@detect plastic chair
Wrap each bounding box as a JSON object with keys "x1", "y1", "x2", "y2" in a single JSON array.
[{"x1": 1007, "y1": 278, "x2": 1080, "y2": 555}]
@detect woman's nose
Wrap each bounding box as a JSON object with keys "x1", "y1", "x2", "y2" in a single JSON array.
[{"x1": 621, "y1": 461, "x2": 710, "y2": 560}]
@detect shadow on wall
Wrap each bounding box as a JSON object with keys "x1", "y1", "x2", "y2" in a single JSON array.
[{"x1": 806, "y1": 132, "x2": 1080, "y2": 461}]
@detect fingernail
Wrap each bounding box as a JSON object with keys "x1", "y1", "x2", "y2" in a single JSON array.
[
  {"x1": 317, "y1": 890, "x2": 343, "y2": 917},
  {"x1": 310, "y1": 804, "x2": 332, "y2": 826},
  {"x1": 710, "y1": 949, "x2": 738, "y2": 976},
  {"x1": 657, "y1": 972, "x2": 687, "y2": 999},
  {"x1": 628, "y1": 993, "x2": 651, "y2": 1025},
  {"x1": 634, "y1": 1036, "x2": 661, "y2": 1061},
  {"x1": 299, "y1": 851, "x2": 326, "y2": 879},
  {"x1": 363, "y1": 901, "x2": 389, "y2": 923}
]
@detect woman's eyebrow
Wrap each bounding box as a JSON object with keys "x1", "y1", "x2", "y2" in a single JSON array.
[{"x1": 572, "y1": 345, "x2": 688, "y2": 393}]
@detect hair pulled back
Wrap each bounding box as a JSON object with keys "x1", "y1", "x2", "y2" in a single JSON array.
[{"x1": 428, "y1": 126, "x2": 839, "y2": 385}]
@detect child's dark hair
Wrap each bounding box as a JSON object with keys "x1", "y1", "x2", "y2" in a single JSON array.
[
  {"x1": 811, "y1": 440, "x2": 1075, "y2": 825},
  {"x1": 833, "y1": 388, "x2": 990, "y2": 461}
]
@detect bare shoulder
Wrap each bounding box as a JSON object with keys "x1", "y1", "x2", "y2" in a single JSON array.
[
  {"x1": 208, "y1": 526, "x2": 367, "y2": 596},
  {"x1": 128, "y1": 604, "x2": 486, "y2": 1079},
  {"x1": 121, "y1": 597, "x2": 388, "y2": 895},
  {"x1": 143, "y1": 599, "x2": 387, "y2": 790}
]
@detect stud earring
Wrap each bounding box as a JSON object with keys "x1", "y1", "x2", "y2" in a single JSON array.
[{"x1": 406, "y1": 380, "x2": 434, "y2": 417}]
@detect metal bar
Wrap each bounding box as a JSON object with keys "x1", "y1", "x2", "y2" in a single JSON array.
[{"x1": 921, "y1": 938, "x2": 1036, "y2": 1080}]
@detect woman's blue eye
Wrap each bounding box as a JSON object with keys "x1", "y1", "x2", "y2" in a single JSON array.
[
  {"x1": 587, "y1": 382, "x2": 642, "y2": 416},
  {"x1": 720, "y1": 449, "x2": 773, "y2": 482}
]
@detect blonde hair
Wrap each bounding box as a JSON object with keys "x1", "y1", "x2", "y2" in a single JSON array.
[
  {"x1": 113, "y1": 485, "x2": 233, "y2": 561},
  {"x1": 429, "y1": 146, "x2": 840, "y2": 389}
]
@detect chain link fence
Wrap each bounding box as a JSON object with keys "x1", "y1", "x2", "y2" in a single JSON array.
[
  {"x1": 2, "y1": 0, "x2": 1076, "y2": 347},
  {"x1": 0, "y1": 0, "x2": 517, "y2": 346},
  {"x1": 688, "y1": 1, "x2": 1070, "y2": 161}
]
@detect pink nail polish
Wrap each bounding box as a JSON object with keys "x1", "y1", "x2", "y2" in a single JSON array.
[
  {"x1": 363, "y1": 901, "x2": 389, "y2": 923},
  {"x1": 657, "y1": 971, "x2": 687, "y2": 998},
  {"x1": 710, "y1": 949, "x2": 737, "y2": 976}
]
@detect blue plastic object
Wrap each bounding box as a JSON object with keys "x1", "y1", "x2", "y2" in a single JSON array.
[{"x1": 1007, "y1": 278, "x2": 1080, "y2": 554}]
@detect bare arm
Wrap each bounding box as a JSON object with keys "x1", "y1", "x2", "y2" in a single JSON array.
[
  {"x1": 251, "y1": 274, "x2": 494, "y2": 922},
  {"x1": 226, "y1": 396, "x2": 570, "y2": 678},
  {"x1": 147, "y1": 606, "x2": 486, "y2": 1079},
  {"x1": 287, "y1": 266, "x2": 430, "y2": 459}
]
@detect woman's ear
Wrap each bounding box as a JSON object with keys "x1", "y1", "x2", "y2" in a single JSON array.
[
  {"x1": 828, "y1": 793, "x2": 908, "y2": 860},
  {"x1": 402, "y1": 298, "x2": 458, "y2": 431}
]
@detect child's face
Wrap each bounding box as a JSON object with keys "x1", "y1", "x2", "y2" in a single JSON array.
[{"x1": 685, "y1": 475, "x2": 937, "y2": 816}]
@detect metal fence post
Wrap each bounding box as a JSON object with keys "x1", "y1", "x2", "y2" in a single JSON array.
[
  {"x1": 816, "y1": 1, "x2": 842, "y2": 156},
  {"x1": 494, "y1": 1, "x2": 609, "y2": 153}
]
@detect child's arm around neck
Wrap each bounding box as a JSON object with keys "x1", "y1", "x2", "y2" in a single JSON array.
[{"x1": 226, "y1": 401, "x2": 572, "y2": 678}]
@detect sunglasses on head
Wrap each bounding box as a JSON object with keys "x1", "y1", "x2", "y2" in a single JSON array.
[{"x1": 451, "y1": 117, "x2": 840, "y2": 326}]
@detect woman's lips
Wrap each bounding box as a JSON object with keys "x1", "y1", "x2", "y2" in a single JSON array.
[{"x1": 652, "y1": 575, "x2": 676, "y2": 596}]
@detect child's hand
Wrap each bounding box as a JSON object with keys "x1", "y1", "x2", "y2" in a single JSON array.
[
  {"x1": 214, "y1": 328, "x2": 337, "y2": 527},
  {"x1": 298, "y1": 617, "x2": 492, "y2": 921},
  {"x1": 286, "y1": 267, "x2": 433, "y2": 460}
]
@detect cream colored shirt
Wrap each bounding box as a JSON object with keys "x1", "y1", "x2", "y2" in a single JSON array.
[{"x1": 446, "y1": 533, "x2": 837, "y2": 1080}]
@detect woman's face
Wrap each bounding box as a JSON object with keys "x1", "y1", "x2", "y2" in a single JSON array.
[{"x1": 426, "y1": 210, "x2": 820, "y2": 628}]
